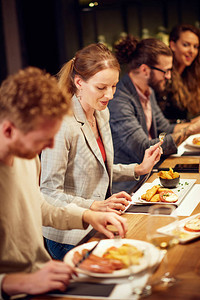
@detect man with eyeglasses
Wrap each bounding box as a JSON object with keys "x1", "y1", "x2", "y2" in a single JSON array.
[{"x1": 108, "y1": 36, "x2": 200, "y2": 193}]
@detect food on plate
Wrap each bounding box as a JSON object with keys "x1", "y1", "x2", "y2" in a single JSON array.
[
  {"x1": 72, "y1": 244, "x2": 143, "y2": 273},
  {"x1": 193, "y1": 137, "x2": 200, "y2": 146},
  {"x1": 141, "y1": 185, "x2": 160, "y2": 201},
  {"x1": 103, "y1": 244, "x2": 143, "y2": 267},
  {"x1": 159, "y1": 191, "x2": 178, "y2": 203},
  {"x1": 172, "y1": 229, "x2": 194, "y2": 240},
  {"x1": 141, "y1": 185, "x2": 178, "y2": 203},
  {"x1": 158, "y1": 187, "x2": 173, "y2": 193},
  {"x1": 150, "y1": 194, "x2": 160, "y2": 202},
  {"x1": 72, "y1": 249, "x2": 124, "y2": 273},
  {"x1": 158, "y1": 168, "x2": 180, "y2": 188},
  {"x1": 184, "y1": 215, "x2": 200, "y2": 232},
  {"x1": 158, "y1": 168, "x2": 179, "y2": 179}
]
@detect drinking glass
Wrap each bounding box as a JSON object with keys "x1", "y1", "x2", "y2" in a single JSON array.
[
  {"x1": 128, "y1": 245, "x2": 152, "y2": 297},
  {"x1": 147, "y1": 204, "x2": 179, "y2": 286}
]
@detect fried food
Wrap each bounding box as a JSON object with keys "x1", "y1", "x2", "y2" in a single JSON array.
[
  {"x1": 141, "y1": 185, "x2": 160, "y2": 201},
  {"x1": 158, "y1": 187, "x2": 173, "y2": 193},
  {"x1": 103, "y1": 244, "x2": 143, "y2": 267},
  {"x1": 193, "y1": 137, "x2": 200, "y2": 146},
  {"x1": 72, "y1": 244, "x2": 143, "y2": 273},
  {"x1": 158, "y1": 168, "x2": 179, "y2": 179},
  {"x1": 141, "y1": 185, "x2": 178, "y2": 203},
  {"x1": 150, "y1": 194, "x2": 160, "y2": 202}
]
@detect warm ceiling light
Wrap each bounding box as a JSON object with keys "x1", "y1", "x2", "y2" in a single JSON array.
[
  {"x1": 94, "y1": 2, "x2": 98, "y2": 5},
  {"x1": 89, "y1": 2, "x2": 95, "y2": 7}
]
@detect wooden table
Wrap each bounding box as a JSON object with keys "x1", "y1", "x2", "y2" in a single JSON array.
[{"x1": 33, "y1": 156, "x2": 200, "y2": 300}]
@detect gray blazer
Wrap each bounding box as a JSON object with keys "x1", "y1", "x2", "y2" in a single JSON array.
[{"x1": 40, "y1": 96, "x2": 138, "y2": 245}]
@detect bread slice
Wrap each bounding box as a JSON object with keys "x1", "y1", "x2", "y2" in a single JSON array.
[{"x1": 184, "y1": 215, "x2": 200, "y2": 232}]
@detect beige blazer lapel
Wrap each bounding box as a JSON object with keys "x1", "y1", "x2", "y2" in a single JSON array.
[{"x1": 72, "y1": 96, "x2": 107, "y2": 169}]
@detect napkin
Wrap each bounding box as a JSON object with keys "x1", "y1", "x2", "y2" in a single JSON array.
[
  {"x1": 49, "y1": 282, "x2": 115, "y2": 298},
  {"x1": 47, "y1": 278, "x2": 141, "y2": 299},
  {"x1": 54, "y1": 272, "x2": 151, "y2": 300},
  {"x1": 174, "y1": 184, "x2": 200, "y2": 216}
]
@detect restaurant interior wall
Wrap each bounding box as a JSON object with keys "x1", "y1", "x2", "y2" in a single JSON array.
[
  {"x1": 1, "y1": 0, "x2": 200, "y2": 83},
  {"x1": 78, "y1": 0, "x2": 200, "y2": 49}
]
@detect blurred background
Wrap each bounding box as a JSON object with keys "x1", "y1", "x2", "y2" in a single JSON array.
[{"x1": 1, "y1": 0, "x2": 200, "y2": 83}]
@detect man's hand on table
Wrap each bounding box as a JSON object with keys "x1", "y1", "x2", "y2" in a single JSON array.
[
  {"x1": 2, "y1": 260, "x2": 75, "y2": 297},
  {"x1": 83, "y1": 210, "x2": 128, "y2": 239}
]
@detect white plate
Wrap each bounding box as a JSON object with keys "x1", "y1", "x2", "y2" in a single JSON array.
[
  {"x1": 185, "y1": 134, "x2": 200, "y2": 149},
  {"x1": 64, "y1": 239, "x2": 160, "y2": 278},
  {"x1": 130, "y1": 178, "x2": 196, "y2": 207},
  {"x1": 157, "y1": 213, "x2": 200, "y2": 244}
]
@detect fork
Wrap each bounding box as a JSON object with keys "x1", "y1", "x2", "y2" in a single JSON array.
[{"x1": 159, "y1": 132, "x2": 166, "y2": 142}]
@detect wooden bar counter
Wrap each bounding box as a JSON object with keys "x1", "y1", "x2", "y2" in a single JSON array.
[{"x1": 33, "y1": 156, "x2": 200, "y2": 300}]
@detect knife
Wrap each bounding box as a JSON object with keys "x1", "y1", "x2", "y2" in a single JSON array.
[{"x1": 75, "y1": 241, "x2": 99, "y2": 267}]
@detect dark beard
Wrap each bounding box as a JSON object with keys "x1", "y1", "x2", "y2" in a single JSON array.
[{"x1": 148, "y1": 70, "x2": 166, "y2": 93}]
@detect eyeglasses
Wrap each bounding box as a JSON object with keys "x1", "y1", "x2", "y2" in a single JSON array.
[{"x1": 149, "y1": 65, "x2": 172, "y2": 75}]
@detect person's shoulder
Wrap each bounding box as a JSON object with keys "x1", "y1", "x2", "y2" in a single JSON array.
[
  {"x1": 115, "y1": 75, "x2": 137, "y2": 98},
  {"x1": 63, "y1": 113, "x2": 75, "y2": 124},
  {"x1": 58, "y1": 115, "x2": 75, "y2": 133},
  {"x1": 116, "y1": 74, "x2": 131, "y2": 90},
  {"x1": 14, "y1": 157, "x2": 39, "y2": 175},
  {"x1": 53, "y1": 114, "x2": 79, "y2": 142}
]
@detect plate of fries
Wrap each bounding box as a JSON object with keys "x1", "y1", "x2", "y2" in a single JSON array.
[
  {"x1": 158, "y1": 168, "x2": 180, "y2": 180},
  {"x1": 130, "y1": 178, "x2": 196, "y2": 207},
  {"x1": 64, "y1": 239, "x2": 161, "y2": 278}
]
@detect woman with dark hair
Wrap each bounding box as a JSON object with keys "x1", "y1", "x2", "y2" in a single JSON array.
[
  {"x1": 40, "y1": 43, "x2": 162, "y2": 260},
  {"x1": 158, "y1": 24, "x2": 200, "y2": 121}
]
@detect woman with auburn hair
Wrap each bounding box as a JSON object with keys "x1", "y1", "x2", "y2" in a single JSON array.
[
  {"x1": 158, "y1": 24, "x2": 200, "y2": 121},
  {"x1": 40, "y1": 43, "x2": 162, "y2": 260}
]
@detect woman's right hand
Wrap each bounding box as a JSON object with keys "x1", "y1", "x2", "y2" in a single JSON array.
[
  {"x1": 90, "y1": 191, "x2": 132, "y2": 214},
  {"x1": 134, "y1": 142, "x2": 162, "y2": 176}
]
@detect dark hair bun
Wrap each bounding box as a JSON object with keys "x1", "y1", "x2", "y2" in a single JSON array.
[{"x1": 114, "y1": 35, "x2": 138, "y2": 64}]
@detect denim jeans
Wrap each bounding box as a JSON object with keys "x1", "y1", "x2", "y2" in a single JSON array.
[{"x1": 45, "y1": 238, "x2": 75, "y2": 261}]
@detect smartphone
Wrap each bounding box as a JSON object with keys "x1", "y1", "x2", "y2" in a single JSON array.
[{"x1": 173, "y1": 163, "x2": 199, "y2": 173}]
